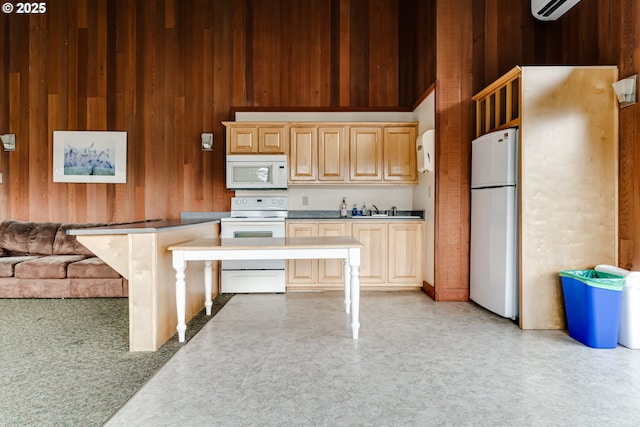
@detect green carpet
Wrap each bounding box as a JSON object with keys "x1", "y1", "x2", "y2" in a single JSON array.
[{"x1": 0, "y1": 295, "x2": 232, "y2": 426}]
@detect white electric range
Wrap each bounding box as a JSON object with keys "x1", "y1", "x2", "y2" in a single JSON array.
[{"x1": 219, "y1": 196, "x2": 287, "y2": 293}]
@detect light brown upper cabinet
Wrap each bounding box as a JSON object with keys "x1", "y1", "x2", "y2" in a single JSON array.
[
  {"x1": 383, "y1": 126, "x2": 418, "y2": 182},
  {"x1": 289, "y1": 125, "x2": 348, "y2": 183},
  {"x1": 349, "y1": 127, "x2": 384, "y2": 181},
  {"x1": 349, "y1": 124, "x2": 418, "y2": 184},
  {"x1": 289, "y1": 126, "x2": 318, "y2": 181},
  {"x1": 223, "y1": 122, "x2": 287, "y2": 154},
  {"x1": 318, "y1": 126, "x2": 348, "y2": 182}
]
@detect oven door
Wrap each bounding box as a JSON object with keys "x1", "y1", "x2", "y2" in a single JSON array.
[{"x1": 221, "y1": 220, "x2": 285, "y2": 270}]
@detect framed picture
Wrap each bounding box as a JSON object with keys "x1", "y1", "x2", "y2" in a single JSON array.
[{"x1": 53, "y1": 131, "x2": 127, "y2": 183}]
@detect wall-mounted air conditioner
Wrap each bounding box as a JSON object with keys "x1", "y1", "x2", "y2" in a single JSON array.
[{"x1": 531, "y1": 0, "x2": 581, "y2": 21}]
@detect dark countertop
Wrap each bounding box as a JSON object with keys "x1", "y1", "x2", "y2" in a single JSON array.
[
  {"x1": 178, "y1": 211, "x2": 424, "y2": 221},
  {"x1": 287, "y1": 210, "x2": 424, "y2": 220},
  {"x1": 67, "y1": 219, "x2": 220, "y2": 235}
]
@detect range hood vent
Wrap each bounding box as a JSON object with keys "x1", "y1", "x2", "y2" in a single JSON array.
[{"x1": 531, "y1": 0, "x2": 580, "y2": 21}]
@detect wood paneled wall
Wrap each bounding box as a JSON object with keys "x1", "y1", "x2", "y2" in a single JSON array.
[
  {"x1": 0, "y1": 0, "x2": 406, "y2": 223},
  {"x1": 2, "y1": 0, "x2": 639, "y2": 292}
]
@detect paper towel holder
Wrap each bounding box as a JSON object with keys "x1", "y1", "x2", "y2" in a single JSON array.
[{"x1": 416, "y1": 129, "x2": 435, "y2": 173}]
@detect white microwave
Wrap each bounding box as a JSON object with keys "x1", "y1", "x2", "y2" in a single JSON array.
[{"x1": 226, "y1": 155, "x2": 288, "y2": 190}]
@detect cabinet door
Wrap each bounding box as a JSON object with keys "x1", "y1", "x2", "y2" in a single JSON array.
[
  {"x1": 286, "y1": 222, "x2": 318, "y2": 285},
  {"x1": 318, "y1": 222, "x2": 350, "y2": 284},
  {"x1": 384, "y1": 126, "x2": 417, "y2": 182},
  {"x1": 258, "y1": 126, "x2": 287, "y2": 154},
  {"x1": 228, "y1": 126, "x2": 258, "y2": 154},
  {"x1": 351, "y1": 222, "x2": 387, "y2": 284},
  {"x1": 388, "y1": 222, "x2": 423, "y2": 284},
  {"x1": 350, "y1": 127, "x2": 383, "y2": 181},
  {"x1": 318, "y1": 127, "x2": 347, "y2": 182},
  {"x1": 289, "y1": 126, "x2": 318, "y2": 181}
]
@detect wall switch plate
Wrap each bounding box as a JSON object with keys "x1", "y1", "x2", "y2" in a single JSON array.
[
  {"x1": 302, "y1": 196, "x2": 309, "y2": 206},
  {"x1": 0, "y1": 172, "x2": 3, "y2": 184}
]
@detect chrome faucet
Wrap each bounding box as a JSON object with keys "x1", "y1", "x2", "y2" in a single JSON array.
[{"x1": 372, "y1": 204, "x2": 380, "y2": 214}]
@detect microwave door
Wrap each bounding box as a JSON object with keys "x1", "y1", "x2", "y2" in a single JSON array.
[
  {"x1": 228, "y1": 164, "x2": 272, "y2": 189},
  {"x1": 233, "y1": 165, "x2": 271, "y2": 184}
]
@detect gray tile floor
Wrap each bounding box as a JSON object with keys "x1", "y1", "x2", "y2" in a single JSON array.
[{"x1": 106, "y1": 291, "x2": 640, "y2": 426}]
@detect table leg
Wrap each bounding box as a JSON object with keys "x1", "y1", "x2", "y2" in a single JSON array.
[
  {"x1": 175, "y1": 266, "x2": 187, "y2": 343},
  {"x1": 204, "y1": 261, "x2": 213, "y2": 315},
  {"x1": 344, "y1": 259, "x2": 351, "y2": 314},
  {"x1": 349, "y1": 248, "x2": 361, "y2": 340}
]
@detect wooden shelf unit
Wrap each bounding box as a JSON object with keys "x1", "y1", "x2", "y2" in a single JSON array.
[{"x1": 472, "y1": 66, "x2": 521, "y2": 137}]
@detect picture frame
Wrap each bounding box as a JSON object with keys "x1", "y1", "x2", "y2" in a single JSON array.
[{"x1": 53, "y1": 131, "x2": 127, "y2": 183}]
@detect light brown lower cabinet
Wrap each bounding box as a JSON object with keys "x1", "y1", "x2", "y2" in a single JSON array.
[
  {"x1": 388, "y1": 222, "x2": 423, "y2": 283},
  {"x1": 286, "y1": 222, "x2": 317, "y2": 284},
  {"x1": 286, "y1": 220, "x2": 423, "y2": 290},
  {"x1": 351, "y1": 222, "x2": 388, "y2": 284},
  {"x1": 318, "y1": 222, "x2": 350, "y2": 284}
]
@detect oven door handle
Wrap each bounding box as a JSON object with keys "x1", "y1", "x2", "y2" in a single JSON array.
[{"x1": 223, "y1": 221, "x2": 285, "y2": 227}]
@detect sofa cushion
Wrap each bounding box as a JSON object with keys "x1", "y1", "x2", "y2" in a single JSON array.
[
  {"x1": 0, "y1": 256, "x2": 43, "y2": 277},
  {"x1": 14, "y1": 255, "x2": 87, "y2": 279},
  {"x1": 52, "y1": 223, "x2": 105, "y2": 256},
  {"x1": 0, "y1": 220, "x2": 59, "y2": 255},
  {"x1": 67, "y1": 257, "x2": 120, "y2": 279}
]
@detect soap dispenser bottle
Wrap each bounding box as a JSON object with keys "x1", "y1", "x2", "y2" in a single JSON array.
[{"x1": 340, "y1": 197, "x2": 348, "y2": 218}]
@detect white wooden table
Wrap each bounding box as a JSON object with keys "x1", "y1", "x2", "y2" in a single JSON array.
[{"x1": 168, "y1": 236, "x2": 363, "y2": 340}]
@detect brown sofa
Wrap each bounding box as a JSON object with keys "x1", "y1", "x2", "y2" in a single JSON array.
[{"x1": 0, "y1": 219, "x2": 128, "y2": 298}]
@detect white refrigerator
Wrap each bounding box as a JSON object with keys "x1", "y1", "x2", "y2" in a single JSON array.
[{"x1": 470, "y1": 128, "x2": 518, "y2": 320}]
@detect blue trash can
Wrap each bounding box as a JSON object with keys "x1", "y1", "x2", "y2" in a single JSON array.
[{"x1": 559, "y1": 269, "x2": 625, "y2": 348}]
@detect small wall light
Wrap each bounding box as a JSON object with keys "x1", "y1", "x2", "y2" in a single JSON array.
[
  {"x1": 201, "y1": 133, "x2": 213, "y2": 151},
  {"x1": 612, "y1": 74, "x2": 637, "y2": 108},
  {"x1": 1, "y1": 134, "x2": 15, "y2": 151}
]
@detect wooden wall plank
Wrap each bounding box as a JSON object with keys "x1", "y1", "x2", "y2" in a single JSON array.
[
  {"x1": 0, "y1": 13, "x2": 11, "y2": 219},
  {"x1": 338, "y1": 0, "x2": 351, "y2": 106},
  {"x1": 28, "y1": 15, "x2": 49, "y2": 221},
  {"x1": 433, "y1": 0, "x2": 473, "y2": 301},
  {"x1": 618, "y1": 0, "x2": 639, "y2": 269},
  {"x1": 349, "y1": 0, "x2": 369, "y2": 106},
  {"x1": 211, "y1": 0, "x2": 235, "y2": 212},
  {"x1": 368, "y1": 0, "x2": 398, "y2": 106}
]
